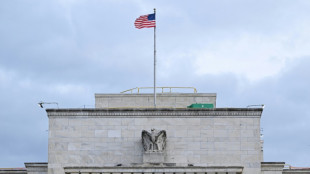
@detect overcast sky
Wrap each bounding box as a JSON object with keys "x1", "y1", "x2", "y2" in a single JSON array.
[{"x1": 0, "y1": 0, "x2": 309, "y2": 168}]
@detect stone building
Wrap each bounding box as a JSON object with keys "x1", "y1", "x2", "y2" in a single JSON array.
[{"x1": 1, "y1": 88, "x2": 309, "y2": 174}]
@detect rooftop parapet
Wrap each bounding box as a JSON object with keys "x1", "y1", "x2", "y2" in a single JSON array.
[
  {"x1": 96, "y1": 87, "x2": 216, "y2": 109},
  {"x1": 95, "y1": 93, "x2": 216, "y2": 109}
]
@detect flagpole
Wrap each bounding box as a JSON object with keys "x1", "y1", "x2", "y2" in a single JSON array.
[{"x1": 154, "y1": 8, "x2": 157, "y2": 108}]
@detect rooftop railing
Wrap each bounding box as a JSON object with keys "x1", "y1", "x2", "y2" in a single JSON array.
[{"x1": 120, "y1": 87, "x2": 197, "y2": 94}]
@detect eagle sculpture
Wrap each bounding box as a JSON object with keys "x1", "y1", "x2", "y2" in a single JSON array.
[{"x1": 142, "y1": 129, "x2": 166, "y2": 152}]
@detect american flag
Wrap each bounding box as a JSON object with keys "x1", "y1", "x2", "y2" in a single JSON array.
[{"x1": 134, "y1": 13, "x2": 156, "y2": 29}]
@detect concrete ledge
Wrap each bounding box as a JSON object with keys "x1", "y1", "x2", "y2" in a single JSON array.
[
  {"x1": 24, "y1": 162, "x2": 48, "y2": 172},
  {"x1": 0, "y1": 168, "x2": 27, "y2": 174},
  {"x1": 283, "y1": 169, "x2": 310, "y2": 173},
  {"x1": 46, "y1": 108, "x2": 263, "y2": 118},
  {"x1": 261, "y1": 162, "x2": 285, "y2": 171},
  {"x1": 64, "y1": 166, "x2": 244, "y2": 173}
]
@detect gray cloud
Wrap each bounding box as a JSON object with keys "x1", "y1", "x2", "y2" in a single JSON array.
[{"x1": 0, "y1": 0, "x2": 309, "y2": 168}]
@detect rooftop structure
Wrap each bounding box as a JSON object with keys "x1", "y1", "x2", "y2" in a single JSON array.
[
  {"x1": 2, "y1": 88, "x2": 309, "y2": 174},
  {"x1": 95, "y1": 87, "x2": 216, "y2": 108}
]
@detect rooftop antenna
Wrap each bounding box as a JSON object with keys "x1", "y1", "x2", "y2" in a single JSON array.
[{"x1": 38, "y1": 101, "x2": 59, "y2": 108}]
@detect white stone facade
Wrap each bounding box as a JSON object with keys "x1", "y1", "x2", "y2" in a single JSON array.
[
  {"x1": 2, "y1": 93, "x2": 309, "y2": 174},
  {"x1": 47, "y1": 108, "x2": 263, "y2": 174}
]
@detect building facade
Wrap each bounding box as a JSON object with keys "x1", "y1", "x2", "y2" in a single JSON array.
[{"x1": 1, "y1": 91, "x2": 309, "y2": 174}]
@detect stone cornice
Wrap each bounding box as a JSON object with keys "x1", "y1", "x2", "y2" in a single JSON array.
[
  {"x1": 283, "y1": 169, "x2": 310, "y2": 173},
  {"x1": 24, "y1": 162, "x2": 48, "y2": 167},
  {"x1": 261, "y1": 162, "x2": 285, "y2": 171},
  {"x1": 64, "y1": 166, "x2": 244, "y2": 173},
  {"x1": 46, "y1": 108, "x2": 262, "y2": 118}
]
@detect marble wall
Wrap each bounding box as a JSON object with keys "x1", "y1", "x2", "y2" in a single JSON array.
[{"x1": 47, "y1": 108, "x2": 263, "y2": 174}]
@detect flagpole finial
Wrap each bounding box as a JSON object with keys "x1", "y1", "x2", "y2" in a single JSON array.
[{"x1": 154, "y1": 8, "x2": 156, "y2": 13}]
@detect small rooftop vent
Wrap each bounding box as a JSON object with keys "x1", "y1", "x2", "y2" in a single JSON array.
[{"x1": 187, "y1": 103, "x2": 214, "y2": 109}]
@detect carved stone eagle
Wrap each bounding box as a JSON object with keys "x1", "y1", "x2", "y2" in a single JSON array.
[{"x1": 142, "y1": 129, "x2": 166, "y2": 152}]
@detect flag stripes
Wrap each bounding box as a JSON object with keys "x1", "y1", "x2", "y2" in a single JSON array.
[{"x1": 135, "y1": 14, "x2": 156, "y2": 29}]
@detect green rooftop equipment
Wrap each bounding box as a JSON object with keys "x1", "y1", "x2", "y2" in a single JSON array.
[{"x1": 187, "y1": 103, "x2": 214, "y2": 109}]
